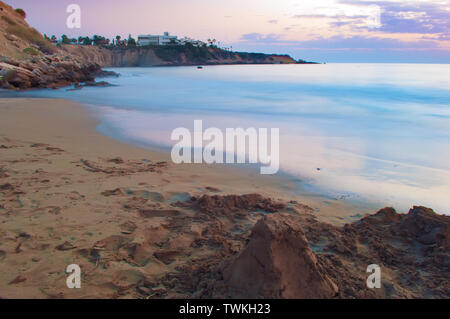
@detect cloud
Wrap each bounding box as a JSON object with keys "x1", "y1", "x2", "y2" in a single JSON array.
[
  {"x1": 296, "y1": 35, "x2": 439, "y2": 49},
  {"x1": 329, "y1": 19, "x2": 368, "y2": 28},
  {"x1": 292, "y1": 1, "x2": 450, "y2": 38},
  {"x1": 267, "y1": 19, "x2": 278, "y2": 24},
  {"x1": 235, "y1": 33, "x2": 450, "y2": 63},
  {"x1": 240, "y1": 33, "x2": 282, "y2": 43},
  {"x1": 240, "y1": 33, "x2": 439, "y2": 50},
  {"x1": 338, "y1": 0, "x2": 450, "y2": 34}
]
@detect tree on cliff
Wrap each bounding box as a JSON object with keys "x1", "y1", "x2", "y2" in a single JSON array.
[
  {"x1": 81, "y1": 37, "x2": 92, "y2": 45},
  {"x1": 127, "y1": 35, "x2": 136, "y2": 47},
  {"x1": 92, "y1": 35, "x2": 110, "y2": 46},
  {"x1": 61, "y1": 34, "x2": 71, "y2": 44}
]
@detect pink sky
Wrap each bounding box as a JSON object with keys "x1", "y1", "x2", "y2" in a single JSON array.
[{"x1": 5, "y1": 0, "x2": 450, "y2": 62}]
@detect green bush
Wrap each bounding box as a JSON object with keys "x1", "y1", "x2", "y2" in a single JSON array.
[
  {"x1": 23, "y1": 47, "x2": 40, "y2": 56},
  {"x1": 6, "y1": 24, "x2": 56, "y2": 54},
  {"x1": 15, "y1": 8, "x2": 26, "y2": 18}
]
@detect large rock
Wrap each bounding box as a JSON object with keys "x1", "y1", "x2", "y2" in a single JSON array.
[
  {"x1": 223, "y1": 214, "x2": 338, "y2": 298},
  {"x1": 0, "y1": 55, "x2": 104, "y2": 89}
]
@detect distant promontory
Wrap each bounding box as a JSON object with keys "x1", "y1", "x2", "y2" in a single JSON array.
[{"x1": 0, "y1": 1, "x2": 316, "y2": 90}]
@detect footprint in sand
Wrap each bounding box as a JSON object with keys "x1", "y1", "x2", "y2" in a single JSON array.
[{"x1": 120, "y1": 221, "x2": 137, "y2": 235}]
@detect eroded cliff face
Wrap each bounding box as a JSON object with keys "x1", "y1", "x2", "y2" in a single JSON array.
[
  {"x1": 60, "y1": 45, "x2": 163, "y2": 67},
  {"x1": 60, "y1": 44, "x2": 300, "y2": 68}
]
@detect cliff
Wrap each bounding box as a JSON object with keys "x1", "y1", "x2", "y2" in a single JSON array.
[
  {"x1": 61, "y1": 44, "x2": 305, "y2": 68},
  {"x1": 0, "y1": 1, "x2": 106, "y2": 89}
]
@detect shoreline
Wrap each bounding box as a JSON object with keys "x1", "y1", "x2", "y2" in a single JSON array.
[
  {"x1": 5, "y1": 97, "x2": 380, "y2": 223},
  {"x1": 4, "y1": 66, "x2": 447, "y2": 215}
]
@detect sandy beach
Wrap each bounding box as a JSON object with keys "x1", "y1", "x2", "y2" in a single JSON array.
[
  {"x1": 0, "y1": 98, "x2": 376, "y2": 298},
  {"x1": 1, "y1": 98, "x2": 449, "y2": 299}
]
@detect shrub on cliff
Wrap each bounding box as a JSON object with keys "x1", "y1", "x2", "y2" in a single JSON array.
[
  {"x1": 61, "y1": 34, "x2": 71, "y2": 44},
  {"x1": 23, "y1": 47, "x2": 40, "y2": 56},
  {"x1": 127, "y1": 35, "x2": 136, "y2": 47},
  {"x1": 5, "y1": 20, "x2": 56, "y2": 54},
  {"x1": 14, "y1": 8, "x2": 26, "y2": 19},
  {"x1": 153, "y1": 45, "x2": 186, "y2": 61}
]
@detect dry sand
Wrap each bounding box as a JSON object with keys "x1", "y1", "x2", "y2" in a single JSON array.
[{"x1": 0, "y1": 98, "x2": 376, "y2": 298}]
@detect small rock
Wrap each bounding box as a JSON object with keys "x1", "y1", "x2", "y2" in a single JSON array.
[
  {"x1": 8, "y1": 275, "x2": 27, "y2": 285},
  {"x1": 56, "y1": 241, "x2": 76, "y2": 251}
]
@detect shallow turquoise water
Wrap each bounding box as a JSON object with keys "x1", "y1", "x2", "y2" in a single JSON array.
[{"x1": 6, "y1": 63, "x2": 450, "y2": 212}]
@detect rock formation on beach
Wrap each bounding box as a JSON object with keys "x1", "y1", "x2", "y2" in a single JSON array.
[
  {"x1": 0, "y1": 1, "x2": 114, "y2": 89},
  {"x1": 171, "y1": 204, "x2": 449, "y2": 299}
]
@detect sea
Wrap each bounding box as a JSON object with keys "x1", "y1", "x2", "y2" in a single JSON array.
[{"x1": 5, "y1": 63, "x2": 450, "y2": 213}]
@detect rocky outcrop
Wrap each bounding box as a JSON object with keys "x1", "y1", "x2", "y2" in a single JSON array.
[
  {"x1": 0, "y1": 1, "x2": 113, "y2": 89},
  {"x1": 223, "y1": 214, "x2": 338, "y2": 299},
  {"x1": 0, "y1": 55, "x2": 108, "y2": 89}
]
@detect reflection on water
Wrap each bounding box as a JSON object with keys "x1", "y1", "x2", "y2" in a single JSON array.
[{"x1": 8, "y1": 64, "x2": 450, "y2": 212}]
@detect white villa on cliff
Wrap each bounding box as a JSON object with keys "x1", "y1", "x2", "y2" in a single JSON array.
[
  {"x1": 137, "y1": 32, "x2": 207, "y2": 47},
  {"x1": 137, "y1": 32, "x2": 177, "y2": 46}
]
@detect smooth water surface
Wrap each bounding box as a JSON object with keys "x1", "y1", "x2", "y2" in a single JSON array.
[{"x1": 8, "y1": 63, "x2": 450, "y2": 212}]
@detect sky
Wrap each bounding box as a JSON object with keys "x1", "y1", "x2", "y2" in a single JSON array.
[{"x1": 5, "y1": 0, "x2": 450, "y2": 62}]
